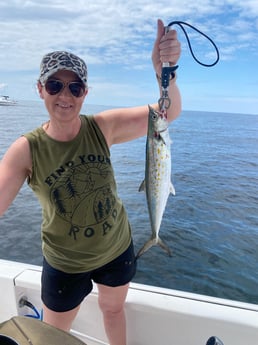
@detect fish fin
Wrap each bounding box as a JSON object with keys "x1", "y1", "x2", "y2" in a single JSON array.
[
  {"x1": 158, "y1": 237, "x2": 172, "y2": 257},
  {"x1": 138, "y1": 180, "x2": 145, "y2": 192},
  {"x1": 158, "y1": 132, "x2": 167, "y2": 145},
  {"x1": 170, "y1": 182, "x2": 176, "y2": 196},
  {"x1": 136, "y1": 238, "x2": 156, "y2": 258},
  {"x1": 136, "y1": 236, "x2": 172, "y2": 258}
]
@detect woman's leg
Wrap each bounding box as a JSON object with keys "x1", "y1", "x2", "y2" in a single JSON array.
[
  {"x1": 97, "y1": 283, "x2": 129, "y2": 345},
  {"x1": 43, "y1": 303, "x2": 80, "y2": 332},
  {"x1": 41, "y1": 258, "x2": 92, "y2": 332}
]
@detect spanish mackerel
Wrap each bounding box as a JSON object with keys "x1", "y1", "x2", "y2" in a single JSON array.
[{"x1": 137, "y1": 105, "x2": 175, "y2": 258}]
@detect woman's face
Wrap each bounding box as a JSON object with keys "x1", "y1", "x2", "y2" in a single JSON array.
[{"x1": 38, "y1": 70, "x2": 88, "y2": 122}]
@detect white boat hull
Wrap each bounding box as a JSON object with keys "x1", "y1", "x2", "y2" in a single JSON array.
[
  {"x1": 0, "y1": 259, "x2": 257, "y2": 345},
  {"x1": 0, "y1": 102, "x2": 16, "y2": 106},
  {"x1": 0, "y1": 96, "x2": 17, "y2": 105}
]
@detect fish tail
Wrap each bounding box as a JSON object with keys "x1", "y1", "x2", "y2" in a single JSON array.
[
  {"x1": 136, "y1": 236, "x2": 172, "y2": 258},
  {"x1": 158, "y1": 237, "x2": 172, "y2": 257},
  {"x1": 136, "y1": 238, "x2": 156, "y2": 258}
]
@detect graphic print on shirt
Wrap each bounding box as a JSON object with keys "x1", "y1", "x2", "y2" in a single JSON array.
[{"x1": 47, "y1": 156, "x2": 116, "y2": 233}]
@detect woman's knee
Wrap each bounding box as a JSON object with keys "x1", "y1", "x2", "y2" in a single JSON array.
[
  {"x1": 97, "y1": 284, "x2": 129, "y2": 314},
  {"x1": 43, "y1": 303, "x2": 80, "y2": 331}
]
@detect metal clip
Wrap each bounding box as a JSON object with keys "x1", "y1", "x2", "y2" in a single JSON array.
[
  {"x1": 158, "y1": 26, "x2": 179, "y2": 112},
  {"x1": 158, "y1": 93, "x2": 171, "y2": 111}
]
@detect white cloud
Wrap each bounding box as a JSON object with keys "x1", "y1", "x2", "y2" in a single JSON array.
[
  {"x1": 1, "y1": 0, "x2": 257, "y2": 72},
  {"x1": 0, "y1": 0, "x2": 257, "y2": 113},
  {"x1": 0, "y1": 83, "x2": 8, "y2": 91},
  {"x1": 227, "y1": 0, "x2": 258, "y2": 16}
]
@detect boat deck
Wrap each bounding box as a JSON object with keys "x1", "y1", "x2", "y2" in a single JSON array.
[{"x1": 0, "y1": 259, "x2": 257, "y2": 345}]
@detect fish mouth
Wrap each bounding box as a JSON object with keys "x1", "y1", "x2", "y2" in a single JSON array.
[{"x1": 159, "y1": 126, "x2": 168, "y2": 133}]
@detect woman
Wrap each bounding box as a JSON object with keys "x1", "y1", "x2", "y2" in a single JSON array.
[{"x1": 0, "y1": 19, "x2": 181, "y2": 345}]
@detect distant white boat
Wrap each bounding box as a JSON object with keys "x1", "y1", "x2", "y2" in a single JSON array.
[
  {"x1": 0, "y1": 95, "x2": 17, "y2": 106},
  {"x1": 0, "y1": 259, "x2": 257, "y2": 345}
]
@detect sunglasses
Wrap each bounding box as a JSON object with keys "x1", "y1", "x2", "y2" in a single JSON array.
[{"x1": 45, "y1": 79, "x2": 85, "y2": 97}]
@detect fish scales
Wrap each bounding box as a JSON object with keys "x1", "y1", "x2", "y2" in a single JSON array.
[{"x1": 137, "y1": 105, "x2": 175, "y2": 258}]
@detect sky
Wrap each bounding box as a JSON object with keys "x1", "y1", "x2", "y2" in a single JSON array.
[{"x1": 0, "y1": 0, "x2": 257, "y2": 114}]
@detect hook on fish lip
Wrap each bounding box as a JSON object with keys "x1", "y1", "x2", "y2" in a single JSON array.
[
  {"x1": 154, "y1": 108, "x2": 167, "y2": 120},
  {"x1": 160, "y1": 109, "x2": 168, "y2": 119}
]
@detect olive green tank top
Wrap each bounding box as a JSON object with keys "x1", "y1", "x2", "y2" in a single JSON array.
[{"x1": 24, "y1": 115, "x2": 131, "y2": 273}]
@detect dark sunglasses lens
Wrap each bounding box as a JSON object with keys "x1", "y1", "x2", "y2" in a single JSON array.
[
  {"x1": 69, "y1": 82, "x2": 85, "y2": 97},
  {"x1": 45, "y1": 80, "x2": 63, "y2": 95}
]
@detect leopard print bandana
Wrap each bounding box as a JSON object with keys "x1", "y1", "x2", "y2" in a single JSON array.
[{"x1": 39, "y1": 51, "x2": 88, "y2": 88}]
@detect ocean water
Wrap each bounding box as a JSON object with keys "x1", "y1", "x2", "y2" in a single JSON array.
[{"x1": 0, "y1": 100, "x2": 257, "y2": 305}]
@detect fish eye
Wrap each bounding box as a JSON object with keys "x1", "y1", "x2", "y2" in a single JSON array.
[{"x1": 151, "y1": 113, "x2": 158, "y2": 120}]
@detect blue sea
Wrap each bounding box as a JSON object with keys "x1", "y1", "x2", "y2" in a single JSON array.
[{"x1": 0, "y1": 101, "x2": 257, "y2": 305}]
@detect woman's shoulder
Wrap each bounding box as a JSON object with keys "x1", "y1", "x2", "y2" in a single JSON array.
[{"x1": 23, "y1": 125, "x2": 44, "y2": 140}]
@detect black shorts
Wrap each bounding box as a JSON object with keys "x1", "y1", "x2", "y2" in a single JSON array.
[{"x1": 41, "y1": 241, "x2": 137, "y2": 312}]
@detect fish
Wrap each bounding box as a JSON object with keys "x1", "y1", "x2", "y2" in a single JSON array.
[{"x1": 137, "y1": 105, "x2": 175, "y2": 258}]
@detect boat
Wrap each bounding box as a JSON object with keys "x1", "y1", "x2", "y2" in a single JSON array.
[
  {"x1": 0, "y1": 95, "x2": 17, "y2": 106},
  {"x1": 0, "y1": 258, "x2": 257, "y2": 345}
]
